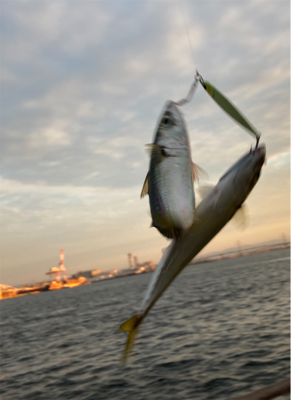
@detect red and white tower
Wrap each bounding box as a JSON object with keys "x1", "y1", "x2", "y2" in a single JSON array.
[{"x1": 46, "y1": 249, "x2": 67, "y2": 282}]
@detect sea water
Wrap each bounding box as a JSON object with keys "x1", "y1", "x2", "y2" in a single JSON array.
[{"x1": 0, "y1": 248, "x2": 289, "y2": 399}]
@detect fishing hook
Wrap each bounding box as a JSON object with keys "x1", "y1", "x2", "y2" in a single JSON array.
[
  {"x1": 255, "y1": 133, "x2": 261, "y2": 149},
  {"x1": 196, "y1": 70, "x2": 205, "y2": 88}
]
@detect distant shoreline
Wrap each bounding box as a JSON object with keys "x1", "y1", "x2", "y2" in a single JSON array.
[
  {"x1": 90, "y1": 242, "x2": 290, "y2": 284},
  {"x1": 2, "y1": 243, "x2": 289, "y2": 298},
  {"x1": 190, "y1": 242, "x2": 290, "y2": 266}
]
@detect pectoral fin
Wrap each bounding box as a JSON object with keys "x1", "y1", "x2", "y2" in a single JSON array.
[
  {"x1": 141, "y1": 172, "x2": 149, "y2": 198},
  {"x1": 233, "y1": 205, "x2": 248, "y2": 230},
  {"x1": 192, "y1": 163, "x2": 208, "y2": 183},
  {"x1": 145, "y1": 143, "x2": 162, "y2": 157}
]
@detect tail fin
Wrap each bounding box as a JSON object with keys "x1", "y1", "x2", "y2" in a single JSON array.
[{"x1": 119, "y1": 314, "x2": 142, "y2": 364}]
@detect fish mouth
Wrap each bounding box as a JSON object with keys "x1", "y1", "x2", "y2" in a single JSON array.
[
  {"x1": 249, "y1": 144, "x2": 265, "y2": 185},
  {"x1": 165, "y1": 100, "x2": 178, "y2": 111},
  {"x1": 164, "y1": 101, "x2": 181, "y2": 120},
  {"x1": 255, "y1": 144, "x2": 266, "y2": 166}
]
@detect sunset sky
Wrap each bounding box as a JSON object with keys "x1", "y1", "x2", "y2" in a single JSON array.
[{"x1": 1, "y1": 0, "x2": 289, "y2": 286}]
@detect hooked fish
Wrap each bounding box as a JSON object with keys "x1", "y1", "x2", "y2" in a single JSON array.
[
  {"x1": 141, "y1": 100, "x2": 205, "y2": 239},
  {"x1": 120, "y1": 144, "x2": 266, "y2": 361}
]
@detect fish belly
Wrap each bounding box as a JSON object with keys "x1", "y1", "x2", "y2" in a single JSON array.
[{"x1": 149, "y1": 155, "x2": 194, "y2": 238}]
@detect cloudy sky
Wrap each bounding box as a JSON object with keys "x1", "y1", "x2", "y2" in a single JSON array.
[{"x1": 1, "y1": 0, "x2": 289, "y2": 286}]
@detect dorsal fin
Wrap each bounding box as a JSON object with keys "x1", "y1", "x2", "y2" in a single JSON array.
[{"x1": 140, "y1": 172, "x2": 149, "y2": 198}]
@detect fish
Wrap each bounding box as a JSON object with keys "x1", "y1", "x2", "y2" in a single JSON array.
[
  {"x1": 120, "y1": 144, "x2": 266, "y2": 361},
  {"x1": 141, "y1": 100, "x2": 205, "y2": 239}
]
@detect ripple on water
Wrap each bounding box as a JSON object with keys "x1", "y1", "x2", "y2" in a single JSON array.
[{"x1": 0, "y1": 249, "x2": 289, "y2": 400}]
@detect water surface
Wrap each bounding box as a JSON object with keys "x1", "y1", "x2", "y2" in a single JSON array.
[{"x1": 0, "y1": 248, "x2": 289, "y2": 399}]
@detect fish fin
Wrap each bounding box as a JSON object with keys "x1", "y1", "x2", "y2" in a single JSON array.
[
  {"x1": 150, "y1": 221, "x2": 181, "y2": 239},
  {"x1": 145, "y1": 143, "x2": 162, "y2": 157},
  {"x1": 192, "y1": 163, "x2": 208, "y2": 183},
  {"x1": 141, "y1": 172, "x2": 149, "y2": 198},
  {"x1": 198, "y1": 184, "x2": 215, "y2": 200},
  {"x1": 119, "y1": 314, "x2": 142, "y2": 364},
  {"x1": 156, "y1": 226, "x2": 181, "y2": 239},
  {"x1": 172, "y1": 229, "x2": 182, "y2": 240},
  {"x1": 145, "y1": 143, "x2": 168, "y2": 162},
  {"x1": 232, "y1": 205, "x2": 248, "y2": 230},
  {"x1": 150, "y1": 220, "x2": 157, "y2": 228}
]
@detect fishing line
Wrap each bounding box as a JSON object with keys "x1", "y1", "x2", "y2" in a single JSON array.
[
  {"x1": 174, "y1": 0, "x2": 201, "y2": 106},
  {"x1": 174, "y1": 0, "x2": 261, "y2": 147},
  {"x1": 177, "y1": 0, "x2": 197, "y2": 71}
]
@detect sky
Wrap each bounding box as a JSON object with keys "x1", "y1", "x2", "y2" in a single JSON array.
[{"x1": 0, "y1": 0, "x2": 290, "y2": 286}]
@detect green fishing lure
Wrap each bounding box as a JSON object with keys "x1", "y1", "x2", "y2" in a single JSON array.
[{"x1": 200, "y1": 79, "x2": 261, "y2": 145}]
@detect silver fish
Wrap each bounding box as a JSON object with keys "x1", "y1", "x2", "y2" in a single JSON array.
[
  {"x1": 141, "y1": 100, "x2": 204, "y2": 239},
  {"x1": 120, "y1": 144, "x2": 266, "y2": 360}
]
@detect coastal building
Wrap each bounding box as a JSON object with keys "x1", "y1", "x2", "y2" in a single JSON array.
[
  {"x1": 127, "y1": 253, "x2": 134, "y2": 269},
  {"x1": 135, "y1": 261, "x2": 156, "y2": 274},
  {"x1": 134, "y1": 256, "x2": 139, "y2": 268}
]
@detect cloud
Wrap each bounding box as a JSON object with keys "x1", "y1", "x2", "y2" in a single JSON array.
[
  {"x1": 2, "y1": 2, "x2": 112, "y2": 65},
  {"x1": 267, "y1": 152, "x2": 290, "y2": 169},
  {"x1": 228, "y1": 61, "x2": 290, "y2": 102},
  {"x1": 88, "y1": 135, "x2": 141, "y2": 159},
  {"x1": 162, "y1": 3, "x2": 204, "y2": 76},
  {"x1": 29, "y1": 127, "x2": 71, "y2": 148},
  {"x1": 0, "y1": 0, "x2": 289, "y2": 285}
]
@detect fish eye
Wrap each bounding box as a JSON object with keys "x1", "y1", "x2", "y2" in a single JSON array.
[{"x1": 161, "y1": 114, "x2": 174, "y2": 128}]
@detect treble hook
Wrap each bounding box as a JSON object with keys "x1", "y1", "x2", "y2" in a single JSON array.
[{"x1": 255, "y1": 133, "x2": 261, "y2": 149}]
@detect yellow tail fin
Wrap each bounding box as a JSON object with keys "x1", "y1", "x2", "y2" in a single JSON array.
[{"x1": 119, "y1": 314, "x2": 142, "y2": 364}]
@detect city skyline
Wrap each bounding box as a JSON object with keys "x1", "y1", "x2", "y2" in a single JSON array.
[{"x1": 1, "y1": 1, "x2": 290, "y2": 286}]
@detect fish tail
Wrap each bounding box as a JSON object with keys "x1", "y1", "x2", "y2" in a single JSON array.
[{"x1": 119, "y1": 314, "x2": 142, "y2": 364}]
